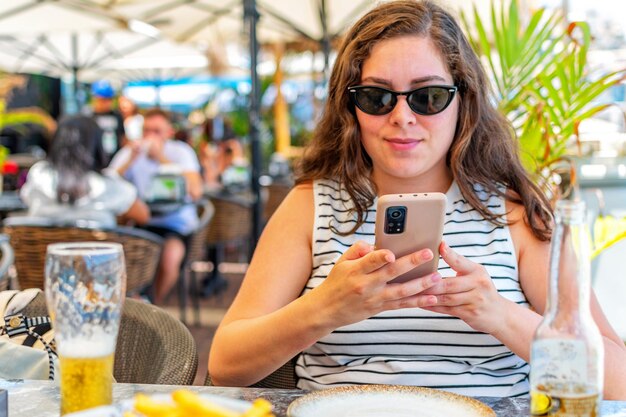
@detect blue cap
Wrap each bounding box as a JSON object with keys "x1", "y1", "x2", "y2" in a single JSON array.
[{"x1": 91, "y1": 80, "x2": 115, "y2": 99}]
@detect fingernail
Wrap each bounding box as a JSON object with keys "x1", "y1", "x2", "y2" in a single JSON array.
[
  {"x1": 421, "y1": 250, "x2": 433, "y2": 261},
  {"x1": 428, "y1": 295, "x2": 438, "y2": 305},
  {"x1": 440, "y1": 242, "x2": 448, "y2": 254},
  {"x1": 385, "y1": 253, "x2": 394, "y2": 263},
  {"x1": 431, "y1": 273, "x2": 441, "y2": 283}
]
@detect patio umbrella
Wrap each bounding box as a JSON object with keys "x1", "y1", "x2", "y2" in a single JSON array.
[{"x1": 0, "y1": 0, "x2": 217, "y2": 111}]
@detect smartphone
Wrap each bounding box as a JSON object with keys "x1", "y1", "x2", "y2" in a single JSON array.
[{"x1": 375, "y1": 192, "x2": 447, "y2": 284}]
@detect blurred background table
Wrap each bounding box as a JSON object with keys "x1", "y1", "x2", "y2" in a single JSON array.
[
  {"x1": 0, "y1": 191, "x2": 27, "y2": 219},
  {"x1": 2, "y1": 380, "x2": 626, "y2": 417}
]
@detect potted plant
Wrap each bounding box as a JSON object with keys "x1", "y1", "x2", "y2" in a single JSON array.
[
  {"x1": 461, "y1": 0, "x2": 626, "y2": 253},
  {"x1": 461, "y1": 0, "x2": 625, "y2": 193}
]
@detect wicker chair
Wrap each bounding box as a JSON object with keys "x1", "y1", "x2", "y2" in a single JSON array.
[
  {"x1": 200, "y1": 194, "x2": 253, "y2": 297},
  {"x1": 23, "y1": 292, "x2": 198, "y2": 385},
  {"x1": 262, "y1": 182, "x2": 292, "y2": 223},
  {"x1": 205, "y1": 356, "x2": 298, "y2": 389},
  {"x1": 2, "y1": 217, "x2": 163, "y2": 294},
  {"x1": 178, "y1": 199, "x2": 214, "y2": 325},
  {"x1": 0, "y1": 234, "x2": 14, "y2": 291}
]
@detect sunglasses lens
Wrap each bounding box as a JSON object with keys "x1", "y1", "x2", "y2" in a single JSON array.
[
  {"x1": 408, "y1": 87, "x2": 453, "y2": 115},
  {"x1": 354, "y1": 87, "x2": 396, "y2": 115}
]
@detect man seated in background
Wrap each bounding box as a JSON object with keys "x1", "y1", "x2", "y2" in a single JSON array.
[{"x1": 109, "y1": 108, "x2": 203, "y2": 303}]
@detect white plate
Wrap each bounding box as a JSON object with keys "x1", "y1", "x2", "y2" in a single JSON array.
[
  {"x1": 287, "y1": 385, "x2": 495, "y2": 417},
  {"x1": 66, "y1": 393, "x2": 252, "y2": 417}
]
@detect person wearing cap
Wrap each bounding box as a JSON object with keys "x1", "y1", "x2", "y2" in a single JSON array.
[{"x1": 90, "y1": 80, "x2": 126, "y2": 163}]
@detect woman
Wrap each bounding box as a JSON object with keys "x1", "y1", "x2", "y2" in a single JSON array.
[
  {"x1": 21, "y1": 115, "x2": 149, "y2": 227},
  {"x1": 209, "y1": 0, "x2": 626, "y2": 398},
  {"x1": 119, "y1": 95, "x2": 144, "y2": 143},
  {"x1": 198, "y1": 118, "x2": 248, "y2": 189}
]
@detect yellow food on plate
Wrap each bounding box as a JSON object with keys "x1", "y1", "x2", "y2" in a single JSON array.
[{"x1": 125, "y1": 390, "x2": 275, "y2": 417}]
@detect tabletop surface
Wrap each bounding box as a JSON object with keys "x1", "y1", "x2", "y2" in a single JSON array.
[
  {"x1": 2, "y1": 380, "x2": 626, "y2": 417},
  {"x1": 0, "y1": 192, "x2": 26, "y2": 212}
]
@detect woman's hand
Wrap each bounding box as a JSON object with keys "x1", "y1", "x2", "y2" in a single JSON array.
[
  {"x1": 422, "y1": 241, "x2": 511, "y2": 334},
  {"x1": 311, "y1": 241, "x2": 441, "y2": 328}
]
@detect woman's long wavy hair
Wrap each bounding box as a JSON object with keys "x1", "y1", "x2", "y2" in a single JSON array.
[
  {"x1": 296, "y1": 0, "x2": 552, "y2": 240},
  {"x1": 48, "y1": 115, "x2": 108, "y2": 204}
]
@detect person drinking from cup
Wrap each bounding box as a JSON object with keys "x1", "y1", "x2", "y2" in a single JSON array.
[{"x1": 109, "y1": 108, "x2": 202, "y2": 303}]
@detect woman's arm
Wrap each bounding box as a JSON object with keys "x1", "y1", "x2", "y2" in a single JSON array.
[
  {"x1": 209, "y1": 184, "x2": 326, "y2": 386},
  {"x1": 118, "y1": 198, "x2": 150, "y2": 225},
  {"x1": 209, "y1": 184, "x2": 443, "y2": 387}
]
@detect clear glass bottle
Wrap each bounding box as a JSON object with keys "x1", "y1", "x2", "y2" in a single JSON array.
[{"x1": 530, "y1": 199, "x2": 604, "y2": 417}]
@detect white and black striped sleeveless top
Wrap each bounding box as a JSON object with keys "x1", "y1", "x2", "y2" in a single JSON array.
[{"x1": 296, "y1": 179, "x2": 530, "y2": 397}]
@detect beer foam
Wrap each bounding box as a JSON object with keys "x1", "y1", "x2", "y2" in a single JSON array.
[{"x1": 58, "y1": 336, "x2": 116, "y2": 358}]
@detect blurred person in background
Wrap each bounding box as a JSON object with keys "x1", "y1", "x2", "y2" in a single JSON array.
[
  {"x1": 20, "y1": 115, "x2": 149, "y2": 227},
  {"x1": 119, "y1": 96, "x2": 143, "y2": 142},
  {"x1": 174, "y1": 127, "x2": 193, "y2": 146},
  {"x1": 199, "y1": 117, "x2": 249, "y2": 190},
  {"x1": 109, "y1": 108, "x2": 203, "y2": 303},
  {"x1": 90, "y1": 80, "x2": 126, "y2": 162}
]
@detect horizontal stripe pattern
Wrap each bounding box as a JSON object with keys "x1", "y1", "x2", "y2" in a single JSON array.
[{"x1": 298, "y1": 180, "x2": 530, "y2": 397}]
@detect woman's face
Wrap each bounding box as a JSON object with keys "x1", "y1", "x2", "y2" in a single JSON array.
[{"x1": 356, "y1": 35, "x2": 459, "y2": 192}]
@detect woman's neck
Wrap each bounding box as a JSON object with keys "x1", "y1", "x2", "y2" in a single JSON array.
[{"x1": 372, "y1": 167, "x2": 453, "y2": 196}]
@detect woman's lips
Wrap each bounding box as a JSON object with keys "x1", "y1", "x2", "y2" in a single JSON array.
[{"x1": 384, "y1": 138, "x2": 423, "y2": 151}]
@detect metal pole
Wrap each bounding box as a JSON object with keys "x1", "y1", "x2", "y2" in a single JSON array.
[
  {"x1": 319, "y1": 0, "x2": 331, "y2": 86},
  {"x1": 244, "y1": 0, "x2": 263, "y2": 253},
  {"x1": 155, "y1": 68, "x2": 162, "y2": 108},
  {"x1": 71, "y1": 33, "x2": 81, "y2": 113}
]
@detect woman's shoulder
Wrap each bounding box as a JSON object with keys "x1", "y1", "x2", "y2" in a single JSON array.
[
  {"x1": 26, "y1": 160, "x2": 51, "y2": 177},
  {"x1": 24, "y1": 161, "x2": 56, "y2": 189},
  {"x1": 89, "y1": 170, "x2": 137, "y2": 206}
]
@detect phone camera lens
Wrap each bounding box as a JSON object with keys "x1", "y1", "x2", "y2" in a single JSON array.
[{"x1": 390, "y1": 209, "x2": 402, "y2": 219}]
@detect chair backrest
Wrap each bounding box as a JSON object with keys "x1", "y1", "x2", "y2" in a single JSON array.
[
  {"x1": 205, "y1": 356, "x2": 298, "y2": 389},
  {"x1": 205, "y1": 195, "x2": 252, "y2": 245},
  {"x1": 185, "y1": 199, "x2": 214, "y2": 265},
  {"x1": 23, "y1": 293, "x2": 198, "y2": 385},
  {"x1": 2, "y1": 217, "x2": 163, "y2": 293},
  {"x1": 0, "y1": 234, "x2": 14, "y2": 291},
  {"x1": 262, "y1": 182, "x2": 292, "y2": 222}
]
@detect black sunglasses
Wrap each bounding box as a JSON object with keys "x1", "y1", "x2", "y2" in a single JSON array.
[{"x1": 348, "y1": 84, "x2": 458, "y2": 116}]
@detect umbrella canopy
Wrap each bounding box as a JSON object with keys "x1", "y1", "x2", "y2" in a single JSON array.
[
  {"x1": 111, "y1": 0, "x2": 374, "y2": 44},
  {"x1": 107, "y1": 0, "x2": 377, "y2": 79},
  {"x1": 0, "y1": 1, "x2": 215, "y2": 84}
]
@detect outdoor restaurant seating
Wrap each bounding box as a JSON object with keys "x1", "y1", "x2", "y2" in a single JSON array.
[
  {"x1": 205, "y1": 356, "x2": 298, "y2": 389},
  {"x1": 199, "y1": 193, "x2": 253, "y2": 297},
  {"x1": 262, "y1": 181, "x2": 292, "y2": 223},
  {"x1": 2, "y1": 217, "x2": 163, "y2": 294},
  {"x1": 178, "y1": 198, "x2": 214, "y2": 325},
  {"x1": 0, "y1": 234, "x2": 13, "y2": 291},
  {"x1": 23, "y1": 292, "x2": 198, "y2": 385}
]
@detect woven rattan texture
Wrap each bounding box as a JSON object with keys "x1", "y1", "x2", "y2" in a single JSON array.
[
  {"x1": 205, "y1": 357, "x2": 298, "y2": 389},
  {"x1": 262, "y1": 183, "x2": 292, "y2": 222},
  {"x1": 24, "y1": 293, "x2": 198, "y2": 385},
  {"x1": 186, "y1": 200, "x2": 214, "y2": 265},
  {"x1": 3, "y1": 225, "x2": 162, "y2": 293},
  {"x1": 205, "y1": 197, "x2": 252, "y2": 244}
]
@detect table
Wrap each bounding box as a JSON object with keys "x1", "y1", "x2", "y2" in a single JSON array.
[
  {"x1": 2, "y1": 380, "x2": 626, "y2": 417},
  {"x1": 0, "y1": 192, "x2": 27, "y2": 217}
]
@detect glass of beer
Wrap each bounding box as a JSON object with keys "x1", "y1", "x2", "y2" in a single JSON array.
[{"x1": 45, "y1": 242, "x2": 126, "y2": 415}]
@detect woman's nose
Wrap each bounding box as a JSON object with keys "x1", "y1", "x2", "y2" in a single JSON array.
[{"x1": 388, "y1": 96, "x2": 417, "y2": 127}]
